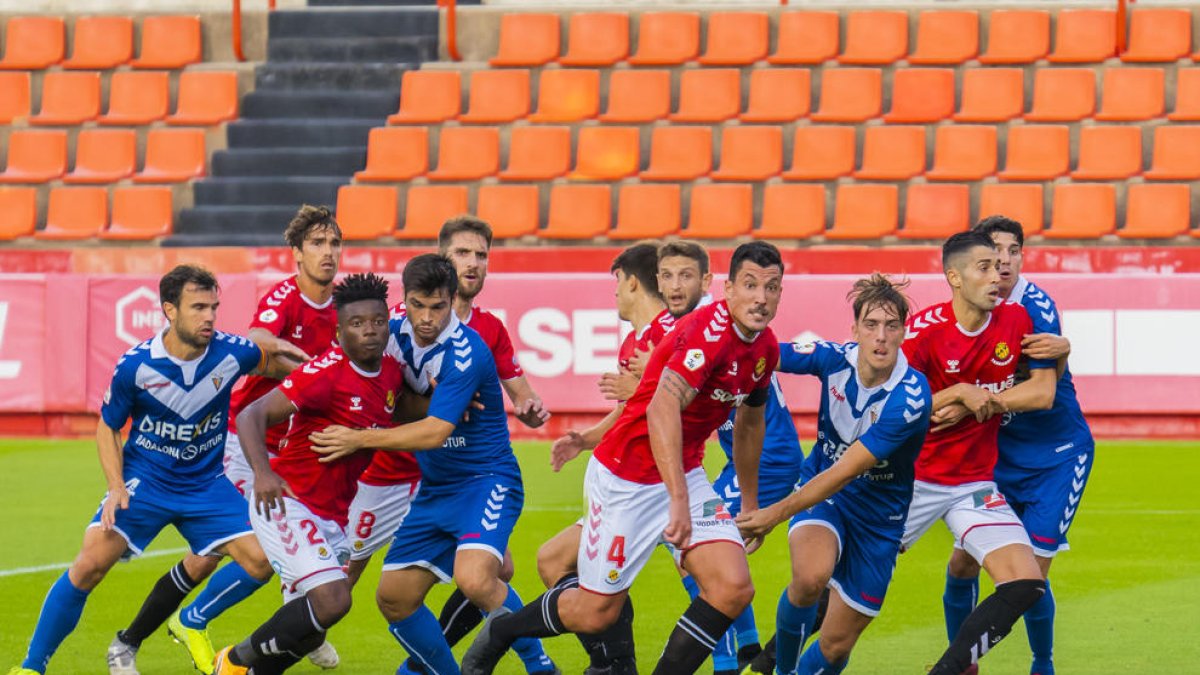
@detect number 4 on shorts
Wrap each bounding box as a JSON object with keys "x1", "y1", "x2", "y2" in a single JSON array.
[{"x1": 607, "y1": 536, "x2": 626, "y2": 568}]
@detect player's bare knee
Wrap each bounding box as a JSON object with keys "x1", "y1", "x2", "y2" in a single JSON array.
[
  {"x1": 571, "y1": 597, "x2": 624, "y2": 634},
  {"x1": 68, "y1": 553, "x2": 110, "y2": 590},
  {"x1": 789, "y1": 572, "x2": 828, "y2": 606},
  {"x1": 240, "y1": 554, "x2": 275, "y2": 581},
  {"x1": 182, "y1": 553, "x2": 220, "y2": 582},
  {"x1": 376, "y1": 586, "x2": 419, "y2": 623},
  {"x1": 499, "y1": 549, "x2": 515, "y2": 583},
  {"x1": 982, "y1": 543, "x2": 1042, "y2": 584},
  {"x1": 309, "y1": 582, "x2": 353, "y2": 626},
  {"x1": 708, "y1": 576, "x2": 754, "y2": 617},
  {"x1": 947, "y1": 548, "x2": 981, "y2": 578}
]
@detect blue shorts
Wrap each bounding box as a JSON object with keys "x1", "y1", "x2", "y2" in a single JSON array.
[
  {"x1": 382, "y1": 475, "x2": 524, "y2": 582},
  {"x1": 995, "y1": 446, "x2": 1094, "y2": 557},
  {"x1": 89, "y1": 474, "x2": 252, "y2": 557},
  {"x1": 713, "y1": 463, "x2": 801, "y2": 517},
  {"x1": 788, "y1": 496, "x2": 902, "y2": 617}
]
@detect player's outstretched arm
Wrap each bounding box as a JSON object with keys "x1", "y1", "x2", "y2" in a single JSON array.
[
  {"x1": 237, "y1": 389, "x2": 298, "y2": 517},
  {"x1": 648, "y1": 368, "x2": 697, "y2": 549},
  {"x1": 502, "y1": 375, "x2": 551, "y2": 428},
  {"x1": 247, "y1": 330, "x2": 311, "y2": 379},
  {"x1": 550, "y1": 403, "x2": 625, "y2": 471},
  {"x1": 310, "y1": 417, "x2": 457, "y2": 463},
  {"x1": 732, "y1": 401, "x2": 765, "y2": 516},
  {"x1": 95, "y1": 420, "x2": 128, "y2": 530},
  {"x1": 998, "y1": 365, "x2": 1057, "y2": 413}
]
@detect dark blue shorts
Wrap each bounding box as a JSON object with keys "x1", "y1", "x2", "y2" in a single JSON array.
[
  {"x1": 713, "y1": 462, "x2": 802, "y2": 517},
  {"x1": 995, "y1": 446, "x2": 1094, "y2": 556}
]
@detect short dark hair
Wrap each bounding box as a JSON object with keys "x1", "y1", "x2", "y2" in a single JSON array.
[
  {"x1": 973, "y1": 215, "x2": 1025, "y2": 248},
  {"x1": 611, "y1": 242, "x2": 661, "y2": 299},
  {"x1": 402, "y1": 253, "x2": 458, "y2": 299},
  {"x1": 160, "y1": 264, "x2": 218, "y2": 307},
  {"x1": 657, "y1": 241, "x2": 710, "y2": 276},
  {"x1": 284, "y1": 205, "x2": 341, "y2": 249},
  {"x1": 848, "y1": 272, "x2": 912, "y2": 324},
  {"x1": 333, "y1": 272, "x2": 390, "y2": 311},
  {"x1": 729, "y1": 241, "x2": 783, "y2": 279},
  {"x1": 942, "y1": 230, "x2": 997, "y2": 271},
  {"x1": 438, "y1": 215, "x2": 493, "y2": 251}
]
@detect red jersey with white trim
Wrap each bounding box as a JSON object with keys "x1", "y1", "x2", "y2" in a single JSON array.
[
  {"x1": 618, "y1": 309, "x2": 676, "y2": 371},
  {"x1": 593, "y1": 300, "x2": 779, "y2": 485},
  {"x1": 228, "y1": 276, "x2": 338, "y2": 451},
  {"x1": 272, "y1": 347, "x2": 405, "y2": 526}
]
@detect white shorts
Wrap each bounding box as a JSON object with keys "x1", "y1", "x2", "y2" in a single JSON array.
[
  {"x1": 900, "y1": 480, "x2": 1031, "y2": 564},
  {"x1": 222, "y1": 434, "x2": 256, "y2": 499},
  {"x1": 577, "y1": 458, "x2": 742, "y2": 594},
  {"x1": 346, "y1": 480, "x2": 420, "y2": 561},
  {"x1": 250, "y1": 497, "x2": 349, "y2": 602}
]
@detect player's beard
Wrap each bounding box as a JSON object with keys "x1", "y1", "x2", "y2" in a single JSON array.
[{"x1": 177, "y1": 324, "x2": 212, "y2": 349}]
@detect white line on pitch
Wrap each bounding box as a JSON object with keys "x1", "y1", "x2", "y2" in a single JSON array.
[{"x1": 0, "y1": 547, "x2": 189, "y2": 578}]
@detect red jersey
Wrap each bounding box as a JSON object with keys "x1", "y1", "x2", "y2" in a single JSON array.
[
  {"x1": 594, "y1": 300, "x2": 779, "y2": 485},
  {"x1": 271, "y1": 347, "x2": 405, "y2": 526},
  {"x1": 228, "y1": 276, "x2": 338, "y2": 451},
  {"x1": 618, "y1": 309, "x2": 676, "y2": 371},
  {"x1": 902, "y1": 300, "x2": 1052, "y2": 486}
]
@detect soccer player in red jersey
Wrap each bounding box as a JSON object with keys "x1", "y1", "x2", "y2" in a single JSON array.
[{"x1": 463, "y1": 242, "x2": 785, "y2": 675}]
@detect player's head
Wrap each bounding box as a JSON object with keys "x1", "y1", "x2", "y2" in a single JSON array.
[
  {"x1": 942, "y1": 230, "x2": 1001, "y2": 312},
  {"x1": 438, "y1": 215, "x2": 493, "y2": 302},
  {"x1": 848, "y1": 273, "x2": 911, "y2": 373},
  {"x1": 284, "y1": 205, "x2": 343, "y2": 286},
  {"x1": 333, "y1": 272, "x2": 390, "y2": 369},
  {"x1": 611, "y1": 242, "x2": 662, "y2": 321},
  {"x1": 657, "y1": 241, "x2": 712, "y2": 318},
  {"x1": 725, "y1": 242, "x2": 783, "y2": 336},
  {"x1": 972, "y1": 215, "x2": 1025, "y2": 297},
  {"x1": 159, "y1": 264, "x2": 220, "y2": 349},
  {"x1": 402, "y1": 253, "x2": 458, "y2": 346}
]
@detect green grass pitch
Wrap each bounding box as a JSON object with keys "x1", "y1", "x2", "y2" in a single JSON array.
[{"x1": 2, "y1": 438, "x2": 1198, "y2": 673}]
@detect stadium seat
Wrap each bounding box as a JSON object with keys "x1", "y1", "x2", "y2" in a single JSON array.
[
  {"x1": 979, "y1": 183, "x2": 1044, "y2": 236},
  {"x1": 528, "y1": 69, "x2": 599, "y2": 122},
  {"x1": 757, "y1": 184, "x2": 825, "y2": 239},
  {"x1": 686, "y1": 184, "x2": 753, "y2": 238},
  {"x1": 36, "y1": 187, "x2": 106, "y2": 240},
  {"x1": 838, "y1": 11, "x2": 908, "y2": 65},
  {"x1": 63, "y1": 16, "x2": 133, "y2": 69},
  {"x1": 1120, "y1": 183, "x2": 1192, "y2": 239},
  {"x1": 954, "y1": 68, "x2": 1024, "y2": 122},
  {"x1": 458, "y1": 69, "x2": 530, "y2": 124},
  {"x1": 30, "y1": 71, "x2": 101, "y2": 126},
  {"x1": 999, "y1": 125, "x2": 1070, "y2": 181},
  {"x1": 389, "y1": 71, "x2": 460, "y2": 125},
  {"x1": 1044, "y1": 183, "x2": 1116, "y2": 239},
  {"x1": 0, "y1": 188, "x2": 37, "y2": 239},
  {"x1": 428, "y1": 126, "x2": 500, "y2": 181},
  {"x1": 884, "y1": 68, "x2": 955, "y2": 123},
  {"x1": 1144, "y1": 126, "x2": 1200, "y2": 180},
  {"x1": 611, "y1": 184, "x2": 681, "y2": 239},
  {"x1": 669, "y1": 68, "x2": 741, "y2": 123},
  {"x1": 926, "y1": 124, "x2": 997, "y2": 181},
  {"x1": 490, "y1": 13, "x2": 560, "y2": 67},
  {"x1": 810, "y1": 68, "x2": 882, "y2": 122},
  {"x1": 1121, "y1": 9, "x2": 1192, "y2": 63},
  {"x1": 899, "y1": 183, "x2": 970, "y2": 239},
  {"x1": 627, "y1": 12, "x2": 699, "y2": 65},
  {"x1": 854, "y1": 125, "x2": 927, "y2": 181},
  {"x1": 1167, "y1": 68, "x2": 1200, "y2": 121},
  {"x1": 355, "y1": 127, "x2": 428, "y2": 182},
  {"x1": 739, "y1": 68, "x2": 810, "y2": 123},
  {"x1": 0, "y1": 72, "x2": 31, "y2": 124},
  {"x1": 334, "y1": 185, "x2": 397, "y2": 240},
  {"x1": 769, "y1": 11, "x2": 839, "y2": 65},
  {"x1": 698, "y1": 12, "x2": 769, "y2": 66},
  {"x1": 102, "y1": 187, "x2": 173, "y2": 240},
  {"x1": 0, "y1": 16, "x2": 64, "y2": 69},
  {"x1": 131, "y1": 15, "x2": 201, "y2": 69},
  {"x1": 499, "y1": 126, "x2": 571, "y2": 181},
  {"x1": 1071, "y1": 125, "x2": 1143, "y2": 180},
  {"x1": 477, "y1": 185, "x2": 540, "y2": 238},
  {"x1": 639, "y1": 126, "x2": 713, "y2": 181},
  {"x1": 543, "y1": 184, "x2": 611, "y2": 239},
  {"x1": 167, "y1": 71, "x2": 239, "y2": 126},
  {"x1": 98, "y1": 71, "x2": 169, "y2": 125},
  {"x1": 1025, "y1": 68, "x2": 1095, "y2": 122},
  {"x1": 712, "y1": 126, "x2": 783, "y2": 182},
  {"x1": 1048, "y1": 9, "x2": 1116, "y2": 63},
  {"x1": 1096, "y1": 68, "x2": 1165, "y2": 121},
  {"x1": 571, "y1": 126, "x2": 640, "y2": 181},
  {"x1": 908, "y1": 11, "x2": 978, "y2": 65},
  {"x1": 782, "y1": 126, "x2": 856, "y2": 181},
  {"x1": 398, "y1": 186, "x2": 468, "y2": 240},
  {"x1": 559, "y1": 13, "x2": 629, "y2": 67},
  {"x1": 132, "y1": 128, "x2": 206, "y2": 183},
  {"x1": 64, "y1": 129, "x2": 137, "y2": 184},
  {"x1": 978, "y1": 10, "x2": 1050, "y2": 64},
  {"x1": 599, "y1": 69, "x2": 671, "y2": 122},
  {"x1": 827, "y1": 184, "x2": 898, "y2": 240},
  {"x1": 0, "y1": 130, "x2": 67, "y2": 183}
]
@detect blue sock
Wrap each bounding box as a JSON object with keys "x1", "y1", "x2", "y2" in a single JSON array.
[
  {"x1": 388, "y1": 606, "x2": 460, "y2": 675},
  {"x1": 501, "y1": 584, "x2": 555, "y2": 673},
  {"x1": 943, "y1": 571, "x2": 978, "y2": 643},
  {"x1": 713, "y1": 623, "x2": 739, "y2": 671},
  {"x1": 798, "y1": 639, "x2": 848, "y2": 675},
  {"x1": 1025, "y1": 579, "x2": 1055, "y2": 674},
  {"x1": 733, "y1": 603, "x2": 760, "y2": 648},
  {"x1": 22, "y1": 571, "x2": 90, "y2": 673},
  {"x1": 179, "y1": 562, "x2": 267, "y2": 630},
  {"x1": 681, "y1": 574, "x2": 701, "y2": 600},
  {"x1": 774, "y1": 591, "x2": 818, "y2": 675}
]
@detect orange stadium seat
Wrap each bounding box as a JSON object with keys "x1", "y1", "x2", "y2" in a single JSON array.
[
  {"x1": 36, "y1": 187, "x2": 106, "y2": 240},
  {"x1": 167, "y1": 71, "x2": 238, "y2": 125},
  {"x1": 131, "y1": 16, "x2": 201, "y2": 69},
  {"x1": 884, "y1": 68, "x2": 955, "y2": 123},
  {"x1": 389, "y1": 71, "x2": 460, "y2": 125},
  {"x1": 102, "y1": 186, "x2": 173, "y2": 240},
  {"x1": 640, "y1": 126, "x2": 713, "y2": 181},
  {"x1": 1096, "y1": 68, "x2": 1165, "y2": 121},
  {"x1": 908, "y1": 11, "x2": 978, "y2": 65},
  {"x1": 428, "y1": 126, "x2": 500, "y2": 181},
  {"x1": 1025, "y1": 68, "x2": 1095, "y2": 122},
  {"x1": 1044, "y1": 183, "x2": 1116, "y2": 239},
  {"x1": 1169, "y1": 68, "x2": 1200, "y2": 121},
  {"x1": 599, "y1": 69, "x2": 670, "y2": 122},
  {"x1": 698, "y1": 12, "x2": 769, "y2": 66},
  {"x1": 899, "y1": 183, "x2": 970, "y2": 239},
  {"x1": 757, "y1": 183, "x2": 825, "y2": 239},
  {"x1": 30, "y1": 71, "x2": 101, "y2": 126},
  {"x1": 529, "y1": 69, "x2": 599, "y2": 122},
  {"x1": 1120, "y1": 184, "x2": 1192, "y2": 239},
  {"x1": 954, "y1": 68, "x2": 1024, "y2": 122},
  {"x1": 828, "y1": 184, "x2": 898, "y2": 240},
  {"x1": 740, "y1": 68, "x2": 810, "y2": 123},
  {"x1": 999, "y1": 125, "x2": 1070, "y2": 181},
  {"x1": 782, "y1": 126, "x2": 856, "y2": 181},
  {"x1": 687, "y1": 184, "x2": 753, "y2": 238},
  {"x1": 398, "y1": 186, "x2": 468, "y2": 240},
  {"x1": 979, "y1": 183, "x2": 1044, "y2": 236},
  {"x1": 499, "y1": 126, "x2": 571, "y2": 181},
  {"x1": 926, "y1": 124, "x2": 997, "y2": 181},
  {"x1": 839, "y1": 11, "x2": 908, "y2": 65},
  {"x1": 459, "y1": 69, "x2": 530, "y2": 124},
  {"x1": 1144, "y1": 126, "x2": 1200, "y2": 180},
  {"x1": 811, "y1": 68, "x2": 881, "y2": 122},
  {"x1": 64, "y1": 129, "x2": 137, "y2": 184},
  {"x1": 571, "y1": 126, "x2": 640, "y2": 181},
  {"x1": 490, "y1": 13, "x2": 560, "y2": 67},
  {"x1": 99, "y1": 71, "x2": 169, "y2": 125},
  {"x1": 355, "y1": 127, "x2": 428, "y2": 182},
  {"x1": 769, "y1": 11, "x2": 839, "y2": 65},
  {"x1": 132, "y1": 128, "x2": 206, "y2": 183},
  {"x1": 0, "y1": 72, "x2": 31, "y2": 124},
  {"x1": 627, "y1": 12, "x2": 699, "y2": 66},
  {"x1": 559, "y1": 13, "x2": 628, "y2": 66},
  {"x1": 1071, "y1": 125, "x2": 1143, "y2": 180},
  {"x1": 854, "y1": 125, "x2": 927, "y2": 181},
  {"x1": 978, "y1": 10, "x2": 1050, "y2": 64},
  {"x1": 669, "y1": 68, "x2": 741, "y2": 123},
  {"x1": 543, "y1": 184, "x2": 611, "y2": 239},
  {"x1": 0, "y1": 130, "x2": 67, "y2": 183},
  {"x1": 334, "y1": 185, "x2": 398, "y2": 240},
  {"x1": 611, "y1": 183, "x2": 681, "y2": 239},
  {"x1": 712, "y1": 126, "x2": 782, "y2": 181},
  {"x1": 1048, "y1": 10, "x2": 1116, "y2": 63},
  {"x1": 0, "y1": 16, "x2": 64, "y2": 69},
  {"x1": 1122, "y1": 9, "x2": 1192, "y2": 63},
  {"x1": 476, "y1": 185, "x2": 540, "y2": 238},
  {"x1": 0, "y1": 188, "x2": 37, "y2": 239},
  {"x1": 63, "y1": 16, "x2": 133, "y2": 69}
]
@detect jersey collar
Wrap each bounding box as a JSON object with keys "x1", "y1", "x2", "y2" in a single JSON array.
[
  {"x1": 397, "y1": 310, "x2": 463, "y2": 348},
  {"x1": 1007, "y1": 275, "x2": 1030, "y2": 304},
  {"x1": 291, "y1": 274, "x2": 334, "y2": 310},
  {"x1": 842, "y1": 343, "x2": 910, "y2": 395}
]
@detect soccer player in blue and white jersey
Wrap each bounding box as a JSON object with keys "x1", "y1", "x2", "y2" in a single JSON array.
[
  {"x1": 9, "y1": 265, "x2": 306, "y2": 675},
  {"x1": 737, "y1": 274, "x2": 932, "y2": 675},
  {"x1": 309, "y1": 254, "x2": 557, "y2": 675}
]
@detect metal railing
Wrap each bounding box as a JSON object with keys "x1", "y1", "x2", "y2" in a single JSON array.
[{"x1": 231, "y1": 0, "x2": 275, "y2": 63}]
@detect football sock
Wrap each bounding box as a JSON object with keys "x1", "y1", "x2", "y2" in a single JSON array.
[
  {"x1": 387, "y1": 606, "x2": 459, "y2": 675},
  {"x1": 22, "y1": 571, "x2": 90, "y2": 672},
  {"x1": 713, "y1": 624, "x2": 739, "y2": 671},
  {"x1": 180, "y1": 561, "x2": 267, "y2": 630},
  {"x1": 943, "y1": 569, "x2": 979, "y2": 642},
  {"x1": 490, "y1": 583, "x2": 570, "y2": 644},
  {"x1": 733, "y1": 603, "x2": 760, "y2": 650},
  {"x1": 928, "y1": 579, "x2": 1046, "y2": 675},
  {"x1": 501, "y1": 584, "x2": 557, "y2": 673},
  {"x1": 573, "y1": 577, "x2": 636, "y2": 670},
  {"x1": 1025, "y1": 579, "x2": 1055, "y2": 674},
  {"x1": 681, "y1": 574, "x2": 701, "y2": 600},
  {"x1": 774, "y1": 592, "x2": 818, "y2": 675},
  {"x1": 797, "y1": 639, "x2": 847, "y2": 675},
  {"x1": 438, "y1": 587, "x2": 484, "y2": 648},
  {"x1": 230, "y1": 596, "x2": 326, "y2": 667},
  {"x1": 652, "y1": 596, "x2": 735, "y2": 675},
  {"x1": 119, "y1": 560, "x2": 197, "y2": 647}
]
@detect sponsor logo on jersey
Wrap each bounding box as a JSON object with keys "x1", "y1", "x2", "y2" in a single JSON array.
[
  {"x1": 350, "y1": 396, "x2": 363, "y2": 412},
  {"x1": 972, "y1": 489, "x2": 1008, "y2": 510},
  {"x1": 684, "y1": 349, "x2": 705, "y2": 371},
  {"x1": 975, "y1": 373, "x2": 1016, "y2": 394},
  {"x1": 259, "y1": 309, "x2": 279, "y2": 324},
  {"x1": 291, "y1": 325, "x2": 303, "y2": 340},
  {"x1": 992, "y1": 341, "x2": 1014, "y2": 366},
  {"x1": 945, "y1": 359, "x2": 961, "y2": 373},
  {"x1": 138, "y1": 411, "x2": 223, "y2": 442},
  {"x1": 794, "y1": 341, "x2": 818, "y2": 354},
  {"x1": 829, "y1": 384, "x2": 846, "y2": 402},
  {"x1": 727, "y1": 360, "x2": 739, "y2": 376},
  {"x1": 702, "y1": 499, "x2": 732, "y2": 520},
  {"x1": 711, "y1": 388, "x2": 749, "y2": 406},
  {"x1": 283, "y1": 379, "x2": 294, "y2": 389}
]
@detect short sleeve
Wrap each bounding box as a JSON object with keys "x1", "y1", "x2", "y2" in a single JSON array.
[
  {"x1": 232, "y1": 335, "x2": 266, "y2": 376},
  {"x1": 489, "y1": 319, "x2": 524, "y2": 380},
  {"x1": 249, "y1": 286, "x2": 293, "y2": 335},
  {"x1": 859, "y1": 370, "x2": 931, "y2": 461},
  {"x1": 662, "y1": 321, "x2": 720, "y2": 390},
  {"x1": 779, "y1": 340, "x2": 846, "y2": 377},
  {"x1": 279, "y1": 362, "x2": 331, "y2": 415},
  {"x1": 427, "y1": 344, "x2": 489, "y2": 425},
  {"x1": 100, "y1": 359, "x2": 137, "y2": 429},
  {"x1": 1022, "y1": 286, "x2": 1062, "y2": 337}
]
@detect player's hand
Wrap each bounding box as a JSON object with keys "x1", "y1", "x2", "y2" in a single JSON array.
[
  {"x1": 515, "y1": 397, "x2": 550, "y2": 429},
  {"x1": 930, "y1": 402, "x2": 971, "y2": 433},
  {"x1": 253, "y1": 469, "x2": 296, "y2": 518},
  {"x1": 735, "y1": 505, "x2": 779, "y2": 541},
  {"x1": 550, "y1": 430, "x2": 588, "y2": 472},
  {"x1": 628, "y1": 344, "x2": 653, "y2": 378},
  {"x1": 957, "y1": 385, "x2": 1007, "y2": 422},
  {"x1": 100, "y1": 483, "x2": 130, "y2": 530},
  {"x1": 1022, "y1": 333, "x2": 1070, "y2": 360},
  {"x1": 599, "y1": 368, "x2": 638, "y2": 402},
  {"x1": 663, "y1": 497, "x2": 692, "y2": 550},
  {"x1": 310, "y1": 425, "x2": 363, "y2": 463}
]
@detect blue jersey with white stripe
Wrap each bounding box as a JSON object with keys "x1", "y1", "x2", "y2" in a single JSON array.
[
  {"x1": 100, "y1": 330, "x2": 262, "y2": 493},
  {"x1": 717, "y1": 373, "x2": 804, "y2": 478}
]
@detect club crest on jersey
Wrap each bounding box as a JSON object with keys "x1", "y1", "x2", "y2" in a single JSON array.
[
  {"x1": 870, "y1": 407, "x2": 879, "y2": 424},
  {"x1": 727, "y1": 360, "x2": 739, "y2": 376},
  {"x1": 992, "y1": 342, "x2": 1014, "y2": 366},
  {"x1": 350, "y1": 396, "x2": 363, "y2": 412},
  {"x1": 945, "y1": 359, "x2": 961, "y2": 373},
  {"x1": 385, "y1": 390, "x2": 396, "y2": 414},
  {"x1": 684, "y1": 349, "x2": 705, "y2": 371},
  {"x1": 753, "y1": 356, "x2": 767, "y2": 381},
  {"x1": 605, "y1": 569, "x2": 621, "y2": 585},
  {"x1": 258, "y1": 309, "x2": 278, "y2": 324},
  {"x1": 211, "y1": 375, "x2": 224, "y2": 390}
]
